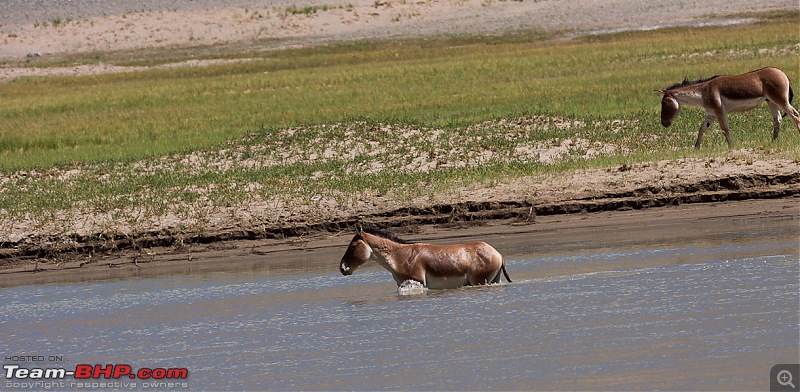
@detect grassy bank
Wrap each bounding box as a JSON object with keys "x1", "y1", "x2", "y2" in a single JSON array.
[
  {"x1": 2, "y1": 17, "x2": 798, "y2": 170},
  {"x1": 1, "y1": 15, "x2": 799, "y2": 244}
]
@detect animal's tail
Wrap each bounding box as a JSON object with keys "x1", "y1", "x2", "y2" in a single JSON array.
[
  {"x1": 784, "y1": 84, "x2": 794, "y2": 118},
  {"x1": 501, "y1": 256, "x2": 512, "y2": 283}
]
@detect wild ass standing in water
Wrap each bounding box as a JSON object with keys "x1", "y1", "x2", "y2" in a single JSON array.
[
  {"x1": 658, "y1": 67, "x2": 800, "y2": 148},
  {"x1": 340, "y1": 225, "x2": 511, "y2": 289}
]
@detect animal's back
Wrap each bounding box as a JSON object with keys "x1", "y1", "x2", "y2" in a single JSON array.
[
  {"x1": 713, "y1": 67, "x2": 791, "y2": 103},
  {"x1": 473, "y1": 241, "x2": 502, "y2": 261}
]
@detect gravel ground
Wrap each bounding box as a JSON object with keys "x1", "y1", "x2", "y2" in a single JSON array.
[
  {"x1": 0, "y1": 0, "x2": 796, "y2": 62},
  {"x1": 0, "y1": 0, "x2": 298, "y2": 25}
]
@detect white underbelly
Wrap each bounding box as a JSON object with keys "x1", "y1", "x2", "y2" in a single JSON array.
[
  {"x1": 425, "y1": 273, "x2": 470, "y2": 289},
  {"x1": 724, "y1": 97, "x2": 765, "y2": 112}
]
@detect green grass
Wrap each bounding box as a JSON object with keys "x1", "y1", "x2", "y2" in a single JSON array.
[
  {"x1": 2, "y1": 17, "x2": 798, "y2": 171},
  {"x1": 1, "y1": 15, "x2": 799, "y2": 232}
]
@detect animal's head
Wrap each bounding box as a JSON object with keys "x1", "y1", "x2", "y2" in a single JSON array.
[
  {"x1": 657, "y1": 90, "x2": 681, "y2": 127},
  {"x1": 340, "y1": 224, "x2": 373, "y2": 276}
]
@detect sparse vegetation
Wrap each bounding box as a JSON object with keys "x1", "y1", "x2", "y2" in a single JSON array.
[
  {"x1": 1, "y1": 15, "x2": 798, "y2": 248},
  {"x1": 34, "y1": 17, "x2": 72, "y2": 28},
  {"x1": 283, "y1": 4, "x2": 335, "y2": 15}
]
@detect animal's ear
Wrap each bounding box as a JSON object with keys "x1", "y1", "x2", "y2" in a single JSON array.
[{"x1": 655, "y1": 89, "x2": 665, "y2": 95}]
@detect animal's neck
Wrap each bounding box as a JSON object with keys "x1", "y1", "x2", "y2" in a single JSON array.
[
  {"x1": 364, "y1": 235, "x2": 399, "y2": 272},
  {"x1": 669, "y1": 87, "x2": 704, "y2": 107}
]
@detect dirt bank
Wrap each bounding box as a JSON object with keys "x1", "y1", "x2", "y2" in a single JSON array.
[
  {"x1": 1, "y1": 154, "x2": 798, "y2": 287},
  {"x1": 1, "y1": 196, "x2": 797, "y2": 288}
]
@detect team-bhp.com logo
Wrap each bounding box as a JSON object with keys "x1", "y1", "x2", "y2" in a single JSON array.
[{"x1": 4, "y1": 363, "x2": 189, "y2": 389}]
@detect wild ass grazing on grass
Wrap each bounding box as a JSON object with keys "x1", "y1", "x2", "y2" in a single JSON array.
[
  {"x1": 339, "y1": 225, "x2": 511, "y2": 289},
  {"x1": 658, "y1": 67, "x2": 800, "y2": 148}
]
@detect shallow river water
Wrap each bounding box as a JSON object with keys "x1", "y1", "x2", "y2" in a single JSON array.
[{"x1": 2, "y1": 210, "x2": 798, "y2": 391}]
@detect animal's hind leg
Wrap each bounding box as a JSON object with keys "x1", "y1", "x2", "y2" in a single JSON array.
[
  {"x1": 767, "y1": 86, "x2": 800, "y2": 134},
  {"x1": 783, "y1": 102, "x2": 800, "y2": 133},
  {"x1": 490, "y1": 268, "x2": 503, "y2": 284},
  {"x1": 468, "y1": 272, "x2": 492, "y2": 286},
  {"x1": 768, "y1": 101, "x2": 782, "y2": 140},
  {"x1": 714, "y1": 110, "x2": 733, "y2": 149}
]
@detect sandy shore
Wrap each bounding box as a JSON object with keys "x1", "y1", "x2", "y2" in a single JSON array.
[
  {"x1": 0, "y1": 0, "x2": 796, "y2": 70},
  {"x1": 0, "y1": 0, "x2": 798, "y2": 285}
]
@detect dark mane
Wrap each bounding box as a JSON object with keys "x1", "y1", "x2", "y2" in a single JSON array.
[
  {"x1": 666, "y1": 75, "x2": 720, "y2": 91},
  {"x1": 362, "y1": 226, "x2": 414, "y2": 244}
]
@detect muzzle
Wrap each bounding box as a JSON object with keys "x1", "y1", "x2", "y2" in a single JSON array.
[{"x1": 340, "y1": 263, "x2": 352, "y2": 276}]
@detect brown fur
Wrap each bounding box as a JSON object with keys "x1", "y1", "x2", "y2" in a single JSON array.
[
  {"x1": 658, "y1": 67, "x2": 800, "y2": 148},
  {"x1": 340, "y1": 226, "x2": 511, "y2": 289}
]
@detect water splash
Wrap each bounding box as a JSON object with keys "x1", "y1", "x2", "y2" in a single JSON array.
[{"x1": 397, "y1": 279, "x2": 426, "y2": 295}]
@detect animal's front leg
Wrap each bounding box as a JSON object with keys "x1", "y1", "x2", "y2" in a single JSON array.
[
  {"x1": 695, "y1": 114, "x2": 716, "y2": 149},
  {"x1": 392, "y1": 273, "x2": 424, "y2": 287}
]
